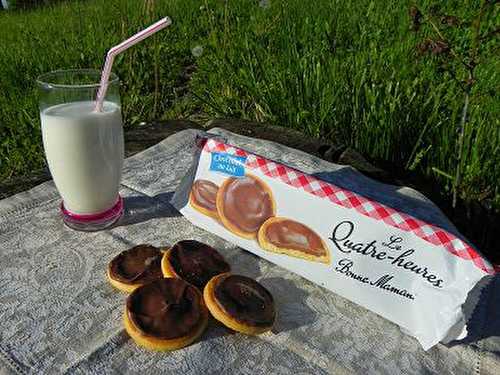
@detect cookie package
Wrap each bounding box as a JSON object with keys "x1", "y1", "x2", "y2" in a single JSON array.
[{"x1": 172, "y1": 136, "x2": 496, "y2": 350}]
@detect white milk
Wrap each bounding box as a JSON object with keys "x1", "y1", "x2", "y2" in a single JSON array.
[{"x1": 41, "y1": 101, "x2": 124, "y2": 214}]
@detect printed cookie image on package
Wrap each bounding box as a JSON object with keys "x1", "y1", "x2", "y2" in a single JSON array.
[
  {"x1": 216, "y1": 174, "x2": 276, "y2": 240},
  {"x1": 258, "y1": 217, "x2": 330, "y2": 264}
]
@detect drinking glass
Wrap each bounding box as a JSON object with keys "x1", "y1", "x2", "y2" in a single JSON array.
[{"x1": 37, "y1": 69, "x2": 124, "y2": 231}]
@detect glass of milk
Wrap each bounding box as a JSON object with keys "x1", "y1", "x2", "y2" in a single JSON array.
[{"x1": 37, "y1": 69, "x2": 124, "y2": 231}]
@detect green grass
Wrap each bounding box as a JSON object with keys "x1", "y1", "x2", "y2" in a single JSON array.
[{"x1": 0, "y1": 0, "x2": 499, "y2": 208}]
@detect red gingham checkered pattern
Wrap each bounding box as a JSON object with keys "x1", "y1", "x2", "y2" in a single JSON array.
[{"x1": 204, "y1": 139, "x2": 496, "y2": 275}]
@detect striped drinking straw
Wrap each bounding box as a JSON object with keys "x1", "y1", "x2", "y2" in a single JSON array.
[{"x1": 94, "y1": 17, "x2": 172, "y2": 112}]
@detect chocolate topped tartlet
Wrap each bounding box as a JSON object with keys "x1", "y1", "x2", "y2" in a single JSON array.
[
  {"x1": 124, "y1": 278, "x2": 208, "y2": 351},
  {"x1": 107, "y1": 244, "x2": 164, "y2": 293},
  {"x1": 203, "y1": 273, "x2": 276, "y2": 334},
  {"x1": 162, "y1": 240, "x2": 230, "y2": 289},
  {"x1": 216, "y1": 175, "x2": 275, "y2": 239},
  {"x1": 258, "y1": 217, "x2": 330, "y2": 264},
  {"x1": 189, "y1": 179, "x2": 219, "y2": 219}
]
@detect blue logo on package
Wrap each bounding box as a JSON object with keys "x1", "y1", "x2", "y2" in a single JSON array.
[{"x1": 209, "y1": 152, "x2": 247, "y2": 177}]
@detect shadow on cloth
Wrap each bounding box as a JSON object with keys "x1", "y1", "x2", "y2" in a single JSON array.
[
  {"x1": 229, "y1": 251, "x2": 263, "y2": 280},
  {"x1": 447, "y1": 275, "x2": 500, "y2": 346},
  {"x1": 201, "y1": 317, "x2": 238, "y2": 342},
  {"x1": 260, "y1": 277, "x2": 317, "y2": 334},
  {"x1": 112, "y1": 192, "x2": 181, "y2": 229}
]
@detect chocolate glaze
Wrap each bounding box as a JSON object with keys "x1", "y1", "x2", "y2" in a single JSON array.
[
  {"x1": 168, "y1": 240, "x2": 230, "y2": 289},
  {"x1": 213, "y1": 274, "x2": 275, "y2": 327},
  {"x1": 127, "y1": 278, "x2": 203, "y2": 339},
  {"x1": 221, "y1": 176, "x2": 274, "y2": 233},
  {"x1": 191, "y1": 180, "x2": 218, "y2": 212},
  {"x1": 266, "y1": 219, "x2": 326, "y2": 256},
  {"x1": 109, "y1": 244, "x2": 163, "y2": 284}
]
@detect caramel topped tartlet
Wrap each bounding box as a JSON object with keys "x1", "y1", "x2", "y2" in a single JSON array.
[
  {"x1": 203, "y1": 273, "x2": 276, "y2": 334},
  {"x1": 124, "y1": 278, "x2": 208, "y2": 351},
  {"x1": 107, "y1": 244, "x2": 164, "y2": 293},
  {"x1": 162, "y1": 240, "x2": 230, "y2": 289}
]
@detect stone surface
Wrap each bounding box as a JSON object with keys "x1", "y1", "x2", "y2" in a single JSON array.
[
  {"x1": 124, "y1": 119, "x2": 203, "y2": 157},
  {"x1": 205, "y1": 118, "x2": 335, "y2": 159}
]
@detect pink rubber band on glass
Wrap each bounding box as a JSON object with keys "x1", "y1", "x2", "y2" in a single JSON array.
[{"x1": 60, "y1": 195, "x2": 123, "y2": 222}]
